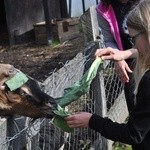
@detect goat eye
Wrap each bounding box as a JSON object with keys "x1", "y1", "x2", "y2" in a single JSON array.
[{"x1": 20, "y1": 91, "x2": 26, "y2": 96}]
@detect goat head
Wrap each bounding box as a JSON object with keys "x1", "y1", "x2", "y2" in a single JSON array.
[{"x1": 0, "y1": 64, "x2": 57, "y2": 118}]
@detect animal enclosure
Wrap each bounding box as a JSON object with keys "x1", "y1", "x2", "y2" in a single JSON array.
[
  {"x1": 0, "y1": 42, "x2": 128, "y2": 150},
  {"x1": 0, "y1": 5, "x2": 128, "y2": 149}
]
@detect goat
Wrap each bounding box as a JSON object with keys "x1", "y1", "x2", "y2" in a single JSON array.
[{"x1": 0, "y1": 64, "x2": 57, "y2": 118}]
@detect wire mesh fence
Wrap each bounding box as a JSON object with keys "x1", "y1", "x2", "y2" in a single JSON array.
[
  {"x1": 0, "y1": 5, "x2": 129, "y2": 149},
  {"x1": 0, "y1": 42, "x2": 128, "y2": 150}
]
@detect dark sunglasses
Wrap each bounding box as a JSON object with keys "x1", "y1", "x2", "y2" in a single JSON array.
[{"x1": 129, "y1": 30, "x2": 145, "y2": 46}]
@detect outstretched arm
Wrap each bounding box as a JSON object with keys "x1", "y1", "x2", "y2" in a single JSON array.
[
  {"x1": 95, "y1": 47, "x2": 138, "y2": 61},
  {"x1": 95, "y1": 47, "x2": 138, "y2": 83},
  {"x1": 65, "y1": 71, "x2": 150, "y2": 145}
]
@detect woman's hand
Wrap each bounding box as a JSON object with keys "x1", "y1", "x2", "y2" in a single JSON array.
[
  {"x1": 65, "y1": 112, "x2": 92, "y2": 128},
  {"x1": 95, "y1": 47, "x2": 125, "y2": 61},
  {"x1": 115, "y1": 60, "x2": 132, "y2": 83},
  {"x1": 95, "y1": 47, "x2": 137, "y2": 60},
  {"x1": 95, "y1": 47, "x2": 133, "y2": 83}
]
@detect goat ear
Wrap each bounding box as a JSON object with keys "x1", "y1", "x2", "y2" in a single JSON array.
[
  {"x1": 7, "y1": 91, "x2": 21, "y2": 103},
  {"x1": 0, "y1": 86, "x2": 5, "y2": 90}
]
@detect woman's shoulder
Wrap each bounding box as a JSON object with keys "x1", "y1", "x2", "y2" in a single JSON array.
[
  {"x1": 144, "y1": 69, "x2": 150, "y2": 77},
  {"x1": 137, "y1": 69, "x2": 150, "y2": 97},
  {"x1": 141, "y1": 69, "x2": 150, "y2": 83}
]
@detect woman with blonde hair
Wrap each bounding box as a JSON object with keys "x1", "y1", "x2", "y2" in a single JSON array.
[
  {"x1": 65, "y1": 1, "x2": 150, "y2": 149},
  {"x1": 96, "y1": 0, "x2": 140, "y2": 113}
]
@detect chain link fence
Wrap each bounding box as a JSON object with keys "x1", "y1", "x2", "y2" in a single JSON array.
[
  {"x1": 0, "y1": 41, "x2": 128, "y2": 150},
  {"x1": 0, "y1": 5, "x2": 128, "y2": 150}
]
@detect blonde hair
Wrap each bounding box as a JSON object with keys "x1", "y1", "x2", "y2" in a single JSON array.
[{"x1": 126, "y1": 0, "x2": 150, "y2": 90}]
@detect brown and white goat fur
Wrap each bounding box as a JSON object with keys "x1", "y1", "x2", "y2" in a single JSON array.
[{"x1": 0, "y1": 64, "x2": 57, "y2": 118}]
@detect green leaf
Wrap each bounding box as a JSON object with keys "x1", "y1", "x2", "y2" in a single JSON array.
[
  {"x1": 53, "y1": 105, "x2": 73, "y2": 133},
  {"x1": 5, "y1": 72, "x2": 28, "y2": 91},
  {"x1": 53, "y1": 105, "x2": 70, "y2": 117},
  {"x1": 53, "y1": 115, "x2": 73, "y2": 133},
  {"x1": 52, "y1": 58, "x2": 103, "y2": 132}
]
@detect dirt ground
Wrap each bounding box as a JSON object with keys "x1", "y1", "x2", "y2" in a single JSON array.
[{"x1": 0, "y1": 33, "x2": 85, "y2": 82}]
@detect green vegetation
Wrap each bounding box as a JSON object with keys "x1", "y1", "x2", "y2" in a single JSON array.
[
  {"x1": 113, "y1": 116, "x2": 131, "y2": 150},
  {"x1": 78, "y1": 21, "x2": 83, "y2": 33},
  {"x1": 51, "y1": 39, "x2": 61, "y2": 48},
  {"x1": 113, "y1": 142, "x2": 132, "y2": 150}
]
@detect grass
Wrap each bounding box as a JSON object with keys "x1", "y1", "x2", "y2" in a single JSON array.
[
  {"x1": 78, "y1": 21, "x2": 83, "y2": 33},
  {"x1": 113, "y1": 142, "x2": 132, "y2": 150},
  {"x1": 51, "y1": 39, "x2": 61, "y2": 48}
]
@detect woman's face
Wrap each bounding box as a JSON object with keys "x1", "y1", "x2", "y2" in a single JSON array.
[{"x1": 128, "y1": 27, "x2": 148, "y2": 56}]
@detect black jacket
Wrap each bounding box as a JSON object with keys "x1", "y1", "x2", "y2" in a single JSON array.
[{"x1": 89, "y1": 70, "x2": 150, "y2": 150}]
